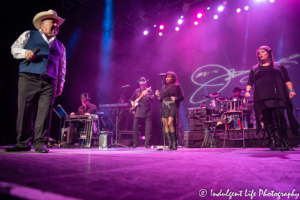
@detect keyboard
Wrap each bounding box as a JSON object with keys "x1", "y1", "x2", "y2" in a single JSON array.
[{"x1": 98, "y1": 103, "x2": 130, "y2": 108}]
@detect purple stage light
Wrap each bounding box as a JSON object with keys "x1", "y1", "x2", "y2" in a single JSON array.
[
  {"x1": 197, "y1": 13, "x2": 203, "y2": 18},
  {"x1": 244, "y1": 6, "x2": 249, "y2": 10},
  {"x1": 159, "y1": 25, "x2": 164, "y2": 30},
  {"x1": 270, "y1": 0, "x2": 275, "y2": 2},
  {"x1": 236, "y1": 8, "x2": 241, "y2": 13},
  {"x1": 154, "y1": 25, "x2": 156, "y2": 27},
  {"x1": 194, "y1": 21, "x2": 198, "y2": 25},
  {"x1": 159, "y1": 32, "x2": 163, "y2": 36},
  {"x1": 214, "y1": 15, "x2": 218, "y2": 19},
  {"x1": 218, "y1": 6, "x2": 224, "y2": 12},
  {"x1": 143, "y1": 30, "x2": 148, "y2": 35},
  {"x1": 181, "y1": 16, "x2": 184, "y2": 19},
  {"x1": 175, "y1": 27, "x2": 179, "y2": 31},
  {"x1": 178, "y1": 19, "x2": 183, "y2": 25},
  {"x1": 207, "y1": 7, "x2": 210, "y2": 10}
]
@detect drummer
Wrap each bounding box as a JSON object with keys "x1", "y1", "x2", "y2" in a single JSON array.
[{"x1": 230, "y1": 87, "x2": 244, "y2": 100}]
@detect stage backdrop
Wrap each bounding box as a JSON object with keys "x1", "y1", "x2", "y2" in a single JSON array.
[{"x1": 1, "y1": 0, "x2": 300, "y2": 144}]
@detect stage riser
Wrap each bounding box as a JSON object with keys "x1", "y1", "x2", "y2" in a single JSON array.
[{"x1": 184, "y1": 129, "x2": 299, "y2": 148}]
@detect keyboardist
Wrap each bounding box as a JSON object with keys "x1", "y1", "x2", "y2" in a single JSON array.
[{"x1": 67, "y1": 93, "x2": 97, "y2": 145}]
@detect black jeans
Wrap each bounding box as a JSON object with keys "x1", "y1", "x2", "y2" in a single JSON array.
[
  {"x1": 16, "y1": 73, "x2": 57, "y2": 149},
  {"x1": 132, "y1": 115, "x2": 152, "y2": 146},
  {"x1": 262, "y1": 107, "x2": 287, "y2": 129}
]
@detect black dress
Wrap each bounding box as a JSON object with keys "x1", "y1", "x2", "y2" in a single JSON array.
[{"x1": 161, "y1": 85, "x2": 177, "y2": 118}]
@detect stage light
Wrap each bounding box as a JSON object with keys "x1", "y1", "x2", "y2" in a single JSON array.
[
  {"x1": 244, "y1": 6, "x2": 249, "y2": 10},
  {"x1": 214, "y1": 15, "x2": 218, "y2": 19},
  {"x1": 236, "y1": 8, "x2": 241, "y2": 13},
  {"x1": 143, "y1": 30, "x2": 148, "y2": 35},
  {"x1": 270, "y1": 0, "x2": 275, "y2": 2},
  {"x1": 218, "y1": 6, "x2": 224, "y2": 12},
  {"x1": 181, "y1": 16, "x2": 184, "y2": 18},
  {"x1": 178, "y1": 19, "x2": 183, "y2": 25},
  {"x1": 159, "y1": 25, "x2": 164, "y2": 30},
  {"x1": 159, "y1": 32, "x2": 163, "y2": 36},
  {"x1": 207, "y1": 7, "x2": 210, "y2": 10},
  {"x1": 175, "y1": 27, "x2": 179, "y2": 31},
  {"x1": 194, "y1": 21, "x2": 198, "y2": 25},
  {"x1": 197, "y1": 13, "x2": 203, "y2": 18},
  {"x1": 154, "y1": 25, "x2": 156, "y2": 27}
]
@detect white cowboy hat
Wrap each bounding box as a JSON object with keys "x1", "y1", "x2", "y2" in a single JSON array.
[{"x1": 33, "y1": 9, "x2": 65, "y2": 30}]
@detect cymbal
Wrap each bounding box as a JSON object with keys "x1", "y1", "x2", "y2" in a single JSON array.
[
  {"x1": 208, "y1": 92, "x2": 220, "y2": 98},
  {"x1": 202, "y1": 95, "x2": 211, "y2": 99},
  {"x1": 216, "y1": 96, "x2": 228, "y2": 102}
]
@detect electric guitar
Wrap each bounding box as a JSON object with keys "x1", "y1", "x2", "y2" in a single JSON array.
[{"x1": 130, "y1": 87, "x2": 152, "y2": 112}]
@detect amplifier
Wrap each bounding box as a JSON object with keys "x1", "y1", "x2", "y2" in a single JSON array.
[
  {"x1": 188, "y1": 107, "x2": 210, "y2": 118},
  {"x1": 98, "y1": 131, "x2": 113, "y2": 149},
  {"x1": 119, "y1": 131, "x2": 133, "y2": 140}
]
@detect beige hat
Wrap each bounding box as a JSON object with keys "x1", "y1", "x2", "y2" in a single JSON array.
[{"x1": 33, "y1": 9, "x2": 65, "y2": 30}]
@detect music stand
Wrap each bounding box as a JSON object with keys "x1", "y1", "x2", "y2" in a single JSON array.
[
  {"x1": 53, "y1": 104, "x2": 68, "y2": 143},
  {"x1": 108, "y1": 87, "x2": 130, "y2": 148}
]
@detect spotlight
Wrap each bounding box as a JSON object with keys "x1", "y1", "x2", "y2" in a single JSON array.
[
  {"x1": 197, "y1": 13, "x2": 203, "y2": 18},
  {"x1": 244, "y1": 6, "x2": 249, "y2": 10},
  {"x1": 181, "y1": 16, "x2": 184, "y2": 18},
  {"x1": 143, "y1": 30, "x2": 148, "y2": 35},
  {"x1": 236, "y1": 8, "x2": 241, "y2": 13},
  {"x1": 159, "y1": 25, "x2": 164, "y2": 30},
  {"x1": 194, "y1": 21, "x2": 198, "y2": 25},
  {"x1": 214, "y1": 15, "x2": 218, "y2": 19},
  {"x1": 178, "y1": 19, "x2": 183, "y2": 25},
  {"x1": 175, "y1": 27, "x2": 179, "y2": 31},
  {"x1": 159, "y1": 32, "x2": 163, "y2": 36},
  {"x1": 270, "y1": 0, "x2": 275, "y2": 2},
  {"x1": 154, "y1": 25, "x2": 156, "y2": 27},
  {"x1": 207, "y1": 7, "x2": 210, "y2": 10},
  {"x1": 218, "y1": 6, "x2": 224, "y2": 12}
]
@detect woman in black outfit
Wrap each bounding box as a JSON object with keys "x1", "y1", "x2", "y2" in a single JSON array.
[
  {"x1": 245, "y1": 45, "x2": 298, "y2": 151},
  {"x1": 155, "y1": 71, "x2": 184, "y2": 150}
]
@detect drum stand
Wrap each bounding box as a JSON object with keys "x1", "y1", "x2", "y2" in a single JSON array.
[{"x1": 108, "y1": 87, "x2": 130, "y2": 148}]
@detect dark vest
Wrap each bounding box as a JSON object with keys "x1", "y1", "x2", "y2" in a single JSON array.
[{"x1": 19, "y1": 30, "x2": 64, "y2": 79}]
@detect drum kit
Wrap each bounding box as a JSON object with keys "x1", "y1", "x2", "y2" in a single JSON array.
[{"x1": 202, "y1": 91, "x2": 254, "y2": 125}]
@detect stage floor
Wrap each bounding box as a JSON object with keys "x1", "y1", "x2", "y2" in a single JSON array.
[{"x1": 1, "y1": 146, "x2": 300, "y2": 200}]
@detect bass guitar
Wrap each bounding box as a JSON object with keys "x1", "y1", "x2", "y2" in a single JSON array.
[{"x1": 130, "y1": 87, "x2": 152, "y2": 112}]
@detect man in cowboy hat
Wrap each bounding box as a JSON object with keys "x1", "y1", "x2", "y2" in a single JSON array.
[
  {"x1": 129, "y1": 77, "x2": 154, "y2": 148},
  {"x1": 5, "y1": 10, "x2": 66, "y2": 153},
  {"x1": 230, "y1": 87, "x2": 244, "y2": 99},
  {"x1": 68, "y1": 93, "x2": 98, "y2": 145}
]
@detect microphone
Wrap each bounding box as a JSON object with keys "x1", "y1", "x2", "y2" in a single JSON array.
[
  {"x1": 122, "y1": 85, "x2": 130, "y2": 88},
  {"x1": 23, "y1": 47, "x2": 40, "y2": 64},
  {"x1": 159, "y1": 73, "x2": 166, "y2": 76}
]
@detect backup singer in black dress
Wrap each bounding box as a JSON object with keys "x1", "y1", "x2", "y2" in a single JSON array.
[
  {"x1": 245, "y1": 45, "x2": 299, "y2": 151},
  {"x1": 155, "y1": 72, "x2": 184, "y2": 150}
]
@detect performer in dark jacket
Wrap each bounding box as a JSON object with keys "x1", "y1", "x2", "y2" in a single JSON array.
[
  {"x1": 230, "y1": 87, "x2": 244, "y2": 100},
  {"x1": 130, "y1": 77, "x2": 154, "y2": 148},
  {"x1": 245, "y1": 45, "x2": 298, "y2": 151},
  {"x1": 155, "y1": 71, "x2": 184, "y2": 150},
  {"x1": 68, "y1": 93, "x2": 97, "y2": 145},
  {"x1": 5, "y1": 10, "x2": 66, "y2": 153}
]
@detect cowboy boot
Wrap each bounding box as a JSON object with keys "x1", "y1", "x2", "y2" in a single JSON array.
[
  {"x1": 280, "y1": 123, "x2": 294, "y2": 151},
  {"x1": 265, "y1": 124, "x2": 278, "y2": 151},
  {"x1": 171, "y1": 132, "x2": 178, "y2": 150},
  {"x1": 166, "y1": 132, "x2": 173, "y2": 150}
]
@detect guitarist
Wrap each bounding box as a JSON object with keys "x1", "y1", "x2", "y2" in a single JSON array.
[{"x1": 129, "y1": 77, "x2": 154, "y2": 148}]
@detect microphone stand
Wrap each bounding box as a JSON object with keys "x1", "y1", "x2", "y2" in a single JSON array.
[
  {"x1": 108, "y1": 87, "x2": 130, "y2": 148},
  {"x1": 272, "y1": 62, "x2": 288, "y2": 151},
  {"x1": 158, "y1": 75, "x2": 167, "y2": 151}
]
